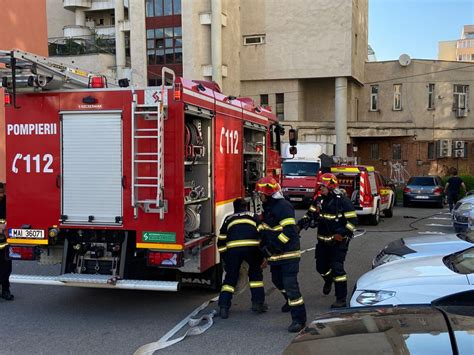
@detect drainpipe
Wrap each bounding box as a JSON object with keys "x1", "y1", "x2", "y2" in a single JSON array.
[
  {"x1": 335, "y1": 77, "x2": 348, "y2": 158},
  {"x1": 211, "y1": 0, "x2": 222, "y2": 87},
  {"x1": 115, "y1": 0, "x2": 126, "y2": 79}
]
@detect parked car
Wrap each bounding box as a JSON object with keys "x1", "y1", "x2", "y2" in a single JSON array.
[
  {"x1": 372, "y1": 230, "x2": 474, "y2": 268},
  {"x1": 403, "y1": 175, "x2": 444, "y2": 207},
  {"x1": 285, "y1": 291, "x2": 474, "y2": 355},
  {"x1": 351, "y1": 246, "x2": 474, "y2": 307},
  {"x1": 452, "y1": 195, "x2": 474, "y2": 232}
]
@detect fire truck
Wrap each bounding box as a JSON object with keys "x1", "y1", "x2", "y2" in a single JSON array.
[{"x1": 0, "y1": 50, "x2": 292, "y2": 291}]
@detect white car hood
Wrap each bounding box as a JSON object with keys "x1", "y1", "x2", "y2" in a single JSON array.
[
  {"x1": 357, "y1": 255, "x2": 469, "y2": 290},
  {"x1": 403, "y1": 234, "x2": 471, "y2": 256}
]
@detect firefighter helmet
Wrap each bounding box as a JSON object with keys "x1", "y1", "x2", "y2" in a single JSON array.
[
  {"x1": 319, "y1": 173, "x2": 339, "y2": 189},
  {"x1": 255, "y1": 176, "x2": 281, "y2": 196}
]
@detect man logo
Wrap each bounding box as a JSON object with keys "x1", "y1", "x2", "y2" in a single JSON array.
[{"x1": 181, "y1": 277, "x2": 212, "y2": 285}]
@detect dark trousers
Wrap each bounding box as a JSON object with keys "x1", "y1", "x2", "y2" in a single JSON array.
[
  {"x1": 447, "y1": 193, "x2": 459, "y2": 212},
  {"x1": 271, "y1": 261, "x2": 306, "y2": 324},
  {"x1": 0, "y1": 260, "x2": 12, "y2": 291},
  {"x1": 218, "y1": 248, "x2": 265, "y2": 309},
  {"x1": 315, "y1": 240, "x2": 349, "y2": 300}
]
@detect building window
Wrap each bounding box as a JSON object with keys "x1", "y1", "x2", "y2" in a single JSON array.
[
  {"x1": 393, "y1": 84, "x2": 402, "y2": 110},
  {"x1": 428, "y1": 142, "x2": 435, "y2": 160},
  {"x1": 146, "y1": 0, "x2": 181, "y2": 17},
  {"x1": 370, "y1": 85, "x2": 379, "y2": 111},
  {"x1": 453, "y1": 85, "x2": 469, "y2": 117},
  {"x1": 275, "y1": 93, "x2": 284, "y2": 120},
  {"x1": 243, "y1": 35, "x2": 266, "y2": 46},
  {"x1": 392, "y1": 143, "x2": 401, "y2": 160},
  {"x1": 428, "y1": 83, "x2": 435, "y2": 110},
  {"x1": 260, "y1": 94, "x2": 268, "y2": 106},
  {"x1": 147, "y1": 26, "x2": 182, "y2": 65},
  {"x1": 370, "y1": 143, "x2": 379, "y2": 160}
]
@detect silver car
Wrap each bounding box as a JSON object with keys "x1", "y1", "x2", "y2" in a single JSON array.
[
  {"x1": 452, "y1": 195, "x2": 474, "y2": 233},
  {"x1": 372, "y1": 231, "x2": 473, "y2": 267}
]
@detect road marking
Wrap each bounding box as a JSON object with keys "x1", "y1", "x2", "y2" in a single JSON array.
[
  {"x1": 425, "y1": 223, "x2": 453, "y2": 227},
  {"x1": 428, "y1": 217, "x2": 452, "y2": 220},
  {"x1": 418, "y1": 231, "x2": 447, "y2": 235}
]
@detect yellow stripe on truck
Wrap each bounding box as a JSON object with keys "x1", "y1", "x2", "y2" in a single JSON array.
[
  {"x1": 136, "y1": 243, "x2": 183, "y2": 250},
  {"x1": 7, "y1": 238, "x2": 48, "y2": 245}
]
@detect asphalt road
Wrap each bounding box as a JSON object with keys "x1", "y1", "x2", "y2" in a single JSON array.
[{"x1": 1, "y1": 204, "x2": 454, "y2": 355}]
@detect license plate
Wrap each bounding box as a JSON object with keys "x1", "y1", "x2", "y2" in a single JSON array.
[
  {"x1": 415, "y1": 195, "x2": 429, "y2": 199},
  {"x1": 9, "y1": 229, "x2": 45, "y2": 239},
  {"x1": 290, "y1": 197, "x2": 303, "y2": 202}
]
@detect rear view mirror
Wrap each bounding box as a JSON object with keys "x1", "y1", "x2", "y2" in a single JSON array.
[
  {"x1": 289, "y1": 128, "x2": 298, "y2": 146},
  {"x1": 289, "y1": 146, "x2": 297, "y2": 156}
]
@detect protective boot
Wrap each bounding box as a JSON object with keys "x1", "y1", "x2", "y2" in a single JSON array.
[
  {"x1": 322, "y1": 279, "x2": 333, "y2": 295},
  {"x1": 331, "y1": 298, "x2": 347, "y2": 308},
  {"x1": 251, "y1": 302, "x2": 268, "y2": 314},
  {"x1": 288, "y1": 321, "x2": 305, "y2": 333},
  {"x1": 1, "y1": 289, "x2": 14, "y2": 301},
  {"x1": 219, "y1": 307, "x2": 229, "y2": 319}
]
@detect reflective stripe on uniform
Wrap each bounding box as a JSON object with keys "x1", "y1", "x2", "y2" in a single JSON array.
[
  {"x1": 288, "y1": 297, "x2": 304, "y2": 306},
  {"x1": 218, "y1": 246, "x2": 227, "y2": 253},
  {"x1": 344, "y1": 211, "x2": 357, "y2": 218},
  {"x1": 321, "y1": 269, "x2": 332, "y2": 277},
  {"x1": 0, "y1": 242, "x2": 8, "y2": 250},
  {"x1": 268, "y1": 250, "x2": 301, "y2": 262},
  {"x1": 280, "y1": 218, "x2": 296, "y2": 227},
  {"x1": 333, "y1": 275, "x2": 347, "y2": 282},
  {"x1": 317, "y1": 235, "x2": 334, "y2": 242},
  {"x1": 321, "y1": 213, "x2": 343, "y2": 220},
  {"x1": 258, "y1": 223, "x2": 283, "y2": 232},
  {"x1": 226, "y1": 240, "x2": 260, "y2": 248},
  {"x1": 280, "y1": 289, "x2": 286, "y2": 294},
  {"x1": 221, "y1": 285, "x2": 235, "y2": 293},
  {"x1": 228, "y1": 218, "x2": 257, "y2": 230},
  {"x1": 277, "y1": 233, "x2": 290, "y2": 244},
  {"x1": 218, "y1": 234, "x2": 227, "y2": 240},
  {"x1": 249, "y1": 281, "x2": 264, "y2": 288},
  {"x1": 309, "y1": 205, "x2": 317, "y2": 212},
  {"x1": 346, "y1": 222, "x2": 356, "y2": 231}
]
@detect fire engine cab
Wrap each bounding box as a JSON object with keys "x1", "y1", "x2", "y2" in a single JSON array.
[{"x1": 0, "y1": 50, "x2": 290, "y2": 291}]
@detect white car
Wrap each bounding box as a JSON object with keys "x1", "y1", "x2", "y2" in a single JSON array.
[
  {"x1": 372, "y1": 232, "x2": 473, "y2": 267},
  {"x1": 452, "y1": 195, "x2": 474, "y2": 233},
  {"x1": 351, "y1": 246, "x2": 474, "y2": 307}
]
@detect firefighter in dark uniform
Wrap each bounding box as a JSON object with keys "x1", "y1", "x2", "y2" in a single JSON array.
[
  {"x1": 299, "y1": 173, "x2": 357, "y2": 308},
  {"x1": 256, "y1": 176, "x2": 306, "y2": 333},
  {"x1": 0, "y1": 182, "x2": 14, "y2": 301},
  {"x1": 217, "y1": 198, "x2": 267, "y2": 319}
]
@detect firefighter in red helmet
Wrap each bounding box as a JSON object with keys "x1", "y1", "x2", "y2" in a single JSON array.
[
  {"x1": 298, "y1": 173, "x2": 357, "y2": 308},
  {"x1": 256, "y1": 176, "x2": 306, "y2": 333}
]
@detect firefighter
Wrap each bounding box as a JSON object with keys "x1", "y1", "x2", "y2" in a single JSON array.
[
  {"x1": 217, "y1": 198, "x2": 267, "y2": 319},
  {"x1": 0, "y1": 183, "x2": 13, "y2": 301},
  {"x1": 299, "y1": 173, "x2": 357, "y2": 308},
  {"x1": 256, "y1": 176, "x2": 306, "y2": 333}
]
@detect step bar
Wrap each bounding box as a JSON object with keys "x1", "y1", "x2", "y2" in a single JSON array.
[{"x1": 10, "y1": 274, "x2": 179, "y2": 292}]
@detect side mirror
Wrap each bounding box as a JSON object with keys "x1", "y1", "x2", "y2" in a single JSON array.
[
  {"x1": 289, "y1": 146, "x2": 297, "y2": 156},
  {"x1": 289, "y1": 128, "x2": 298, "y2": 146}
]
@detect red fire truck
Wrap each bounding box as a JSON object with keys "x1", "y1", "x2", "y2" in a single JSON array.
[{"x1": 0, "y1": 50, "x2": 291, "y2": 291}]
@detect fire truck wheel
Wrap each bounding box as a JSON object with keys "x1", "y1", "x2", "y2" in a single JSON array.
[{"x1": 368, "y1": 204, "x2": 380, "y2": 226}]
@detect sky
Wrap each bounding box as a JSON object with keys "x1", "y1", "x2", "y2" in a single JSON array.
[{"x1": 369, "y1": 0, "x2": 474, "y2": 61}]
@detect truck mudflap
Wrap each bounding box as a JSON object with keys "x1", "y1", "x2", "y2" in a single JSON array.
[{"x1": 10, "y1": 274, "x2": 179, "y2": 292}]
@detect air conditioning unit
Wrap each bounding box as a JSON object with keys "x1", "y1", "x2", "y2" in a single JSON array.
[
  {"x1": 455, "y1": 108, "x2": 467, "y2": 118},
  {"x1": 454, "y1": 140, "x2": 465, "y2": 149},
  {"x1": 454, "y1": 149, "x2": 465, "y2": 158},
  {"x1": 436, "y1": 139, "x2": 452, "y2": 158}
]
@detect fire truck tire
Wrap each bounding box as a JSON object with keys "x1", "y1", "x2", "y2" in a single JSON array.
[{"x1": 368, "y1": 204, "x2": 380, "y2": 225}]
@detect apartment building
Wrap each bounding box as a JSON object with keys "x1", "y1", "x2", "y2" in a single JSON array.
[
  {"x1": 47, "y1": 0, "x2": 368, "y2": 158},
  {"x1": 439, "y1": 24, "x2": 474, "y2": 62},
  {"x1": 353, "y1": 59, "x2": 474, "y2": 179}
]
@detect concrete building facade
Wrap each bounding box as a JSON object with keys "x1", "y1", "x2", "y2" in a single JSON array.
[
  {"x1": 353, "y1": 59, "x2": 474, "y2": 180},
  {"x1": 438, "y1": 25, "x2": 474, "y2": 62}
]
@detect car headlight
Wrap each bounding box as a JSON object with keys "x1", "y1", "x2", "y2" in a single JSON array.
[
  {"x1": 373, "y1": 253, "x2": 404, "y2": 267},
  {"x1": 356, "y1": 290, "x2": 396, "y2": 305},
  {"x1": 306, "y1": 188, "x2": 315, "y2": 192}
]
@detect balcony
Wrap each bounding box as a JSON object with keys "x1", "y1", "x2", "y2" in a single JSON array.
[
  {"x1": 89, "y1": 0, "x2": 129, "y2": 11},
  {"x1": 95, "y1": 25, "x2": 116, "y2": 37},
  {"x1": 48, "y1": 36, "x2": 116, "y2": 57},
  {"x1": 63, "y1": 25, "x2": 92, "y2": 38},
  {"x1": 63, "y1": 0, "x2": 92, "y2": 10}
]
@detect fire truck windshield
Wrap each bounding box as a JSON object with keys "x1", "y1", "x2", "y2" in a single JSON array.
[{"x1": 282, "y1": 161, "x2": 320, "y2": 177}]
